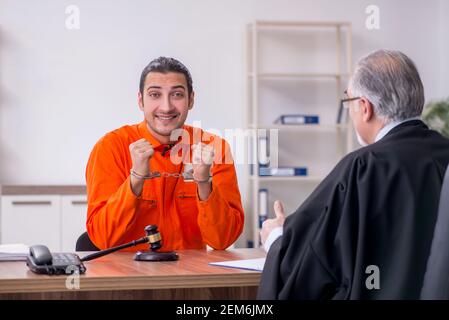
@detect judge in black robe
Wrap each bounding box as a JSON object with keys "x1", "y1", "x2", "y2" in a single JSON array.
[{"x1": 257, "y1": 50, "x2": 449, "y2": 300}]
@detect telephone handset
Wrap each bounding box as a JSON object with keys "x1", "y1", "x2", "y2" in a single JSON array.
[{"x1": 26, "y1": 245, "x2": 86, "y2": 275}]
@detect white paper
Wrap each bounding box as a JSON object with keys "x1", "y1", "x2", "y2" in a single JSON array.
[
  {"x1": 209, "y1": 257, "x2": 266, "y2": 272},
  {"x1": 0, "y1": 244, "x2": 30, "y2": 261},
  {"x1": 0, "y1": 243, "x2": 29, "y2": 254}
]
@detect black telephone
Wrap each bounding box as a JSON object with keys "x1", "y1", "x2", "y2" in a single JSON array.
[{"x1": 26, "y1": 245, "x2": 86, "y2": 275}]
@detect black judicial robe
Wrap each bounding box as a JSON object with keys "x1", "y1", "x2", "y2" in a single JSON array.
[{"x1": 258, "y1": 120, "x2": 449, "y2": 299}]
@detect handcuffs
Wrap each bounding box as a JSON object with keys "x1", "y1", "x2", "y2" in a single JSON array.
[{"x1": 130, "y1": 163, "x2": 211, "y2": 183}]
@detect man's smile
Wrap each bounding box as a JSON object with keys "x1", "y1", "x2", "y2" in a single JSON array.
[{"x1": 155, "y1": 113, "x2": 179, "y2": 123}]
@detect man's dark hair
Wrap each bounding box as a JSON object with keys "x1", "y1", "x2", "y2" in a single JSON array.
[{"x1": 139, "y1": 57, "x2": 193, "y2": 96}]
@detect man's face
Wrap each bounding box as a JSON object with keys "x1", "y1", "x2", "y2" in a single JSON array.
[{"x1": 138, "y1": 72, "x2": 194, "y2": 141}]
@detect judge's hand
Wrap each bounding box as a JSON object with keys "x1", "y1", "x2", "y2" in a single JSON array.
[
  {"x1": 129, "y1": 138, "x2": 154, "y2": 176},
  {"x1": 260, "y1": 200, "x2": 286, "y2": 246},
  {"x1": 191, "y1": 143, "x2": 214, "y2": 182}
]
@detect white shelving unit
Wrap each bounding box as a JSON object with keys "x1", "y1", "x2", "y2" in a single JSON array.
[{"x1": 246, "y1": 21, "x2": 353, "y2": 247}]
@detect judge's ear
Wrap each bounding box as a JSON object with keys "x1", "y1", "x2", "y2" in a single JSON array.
[
  {"x1": 138, "y1": 92, "x2": 144, "y2": 111},
  {"x1": 359, "y1": 97, "x2": 374, "y2": 122},
  {"x1": 188, "y1": 91, "x2": 195, "y2": 110}
]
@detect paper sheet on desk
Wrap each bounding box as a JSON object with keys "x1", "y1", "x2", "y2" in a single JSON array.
[
  {"x1": 209, "y1": 257, "x2": 266, "y2": 272},
  {"x1": 0, "y1": 243, "x2": 29, "y2": 261}
]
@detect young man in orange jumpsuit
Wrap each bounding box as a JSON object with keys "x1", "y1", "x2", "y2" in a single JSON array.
[{"x1": 85, "y1": 57, "x2": 244, "y2": 251}]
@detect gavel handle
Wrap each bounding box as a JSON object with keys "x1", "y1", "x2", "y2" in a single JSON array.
[{"x1": 80, "y1": 236, "x2": 149, "y2": 262}]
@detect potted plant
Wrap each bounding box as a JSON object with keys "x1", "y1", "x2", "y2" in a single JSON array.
[{"x1": 422, "y1": 98, "x2": 449, "y2": 138}]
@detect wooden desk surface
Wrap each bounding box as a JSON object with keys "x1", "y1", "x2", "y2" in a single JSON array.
[{"x1": 0, "y1": 249, "x2": 266, "y2": 294}]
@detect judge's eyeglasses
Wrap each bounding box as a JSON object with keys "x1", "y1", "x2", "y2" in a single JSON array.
[
  {"x1": 340, "y1": 90, "x2": 361, "y2": 109},
  {"x1": 337, "y1": 90, "x2": 361, "y2": 123}
]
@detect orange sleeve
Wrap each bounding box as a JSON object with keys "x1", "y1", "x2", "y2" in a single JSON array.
[
  {"x1": 85, "y1": 133, "x2": 140, "y2": 249},
  {"x1": 196, "y1": 140, "x2": 244, "y2": 250}
]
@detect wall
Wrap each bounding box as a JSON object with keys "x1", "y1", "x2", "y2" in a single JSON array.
[
  {"x1": 0, "y1": 0, "x2": 446, "y2": 245},
  {"x1": 438, "y1": 0, "x2": 449, "y2": 99}
]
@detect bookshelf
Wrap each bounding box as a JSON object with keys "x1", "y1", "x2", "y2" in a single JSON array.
[
  {"x1": 250, "y1": 124, "x2": 349, "y2": 132},
  {"x1": 246, "y1": 21, "x2": 353, "y2": 247},
  {"x1": 250, "y1": 176, "x2": 325, "y2": 182}
]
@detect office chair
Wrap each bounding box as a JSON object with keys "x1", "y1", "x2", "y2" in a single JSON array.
[
  {"x1": 75, "y1": 232, "x2": 100, "y2": 252},
  {"x1": 420, "y1": 164, "x2": 449, "y2": 299}
]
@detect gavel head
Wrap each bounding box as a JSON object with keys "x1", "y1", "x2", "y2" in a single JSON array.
[{"x1": 144, "y1": 225, "x2": 162, "y2": 251}]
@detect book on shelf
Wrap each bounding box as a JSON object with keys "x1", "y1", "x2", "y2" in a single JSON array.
[
  {"x1": 258, "y1": 188, "x2": 268, "y2": 229},
  {"x1": 249, "y1": 135, "x2": 270, "y2": 175},
  {"x1": 275, "y1": 114, "x2": 319, "y2": 125},
  {"x1": 259, "y1": 166, "x2": 308, "y2": 177},
  {"x1": 258, "y1": 136, "x2": 270, "y2": 166}
]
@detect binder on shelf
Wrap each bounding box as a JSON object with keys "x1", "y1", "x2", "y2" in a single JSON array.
[
  {"x1": 258, "y1": 188, "x2": 269, "y2": 229},
  {"x1": 259, "y1": 166, "x2": 308, "y2": 176},
  {"x1": 258, "y1": 136, "x2": 270, "y2": 166},
  {"x1": 249, "y1": 134, "x2": 254, "y2": 175},
  {"x1": 275, "y1": 114, "x2": 319, "y2": 125}
]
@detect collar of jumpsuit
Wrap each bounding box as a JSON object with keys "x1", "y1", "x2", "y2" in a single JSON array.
[{"x1": 137, "y1": 121, "x2": 185, "y2": 157}]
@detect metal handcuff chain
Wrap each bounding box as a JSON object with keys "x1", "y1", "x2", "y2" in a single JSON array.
[{"x1": 130, "y1": 164, "x2": 211, "y2": 183}]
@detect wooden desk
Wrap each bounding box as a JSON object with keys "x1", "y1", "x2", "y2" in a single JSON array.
[{"x1": 0, "y1": 248, "x2": 265, "y2": 300}]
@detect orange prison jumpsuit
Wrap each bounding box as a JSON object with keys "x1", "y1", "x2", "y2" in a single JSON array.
[{"x1": 85, "y1": 121, "x2": 244, "y2": 251}]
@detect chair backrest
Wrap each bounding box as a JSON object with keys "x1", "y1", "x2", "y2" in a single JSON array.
[
  {"x1": 420, "y1": 164, "x2": 449, "y2": 299},
  {"x1": 75, "y1": 232, "x2": 100, "y2": 252}
]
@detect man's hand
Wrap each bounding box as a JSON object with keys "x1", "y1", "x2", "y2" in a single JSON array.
[
  {"x1": 129, "y1": 138, "x2": 154, "y2": 176},
  {"x1": 260, "y1": 200, "x2": 286, "y2": 246},
  {"x1": 129, "y1": 138, "x2": 154, "y2": 196},
  {"x1": 191, "y1": 143, "x2": 214, "y2": 201},
  {"x1": 191, "y1": 142, "x2": 214, "y2": 181}
]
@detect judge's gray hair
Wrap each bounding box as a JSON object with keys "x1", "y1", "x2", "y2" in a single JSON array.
[{"x1": 349, "y1": 50, "x2": 425, "y2": 121}]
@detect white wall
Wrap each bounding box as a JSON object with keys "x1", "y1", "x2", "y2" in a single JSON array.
[
  {"x1": 0, "y1": 0, "x2": 446, "y2": 195},
  {"x1": 438, "y1": 0, "x2": 449, "y2": 99}
]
